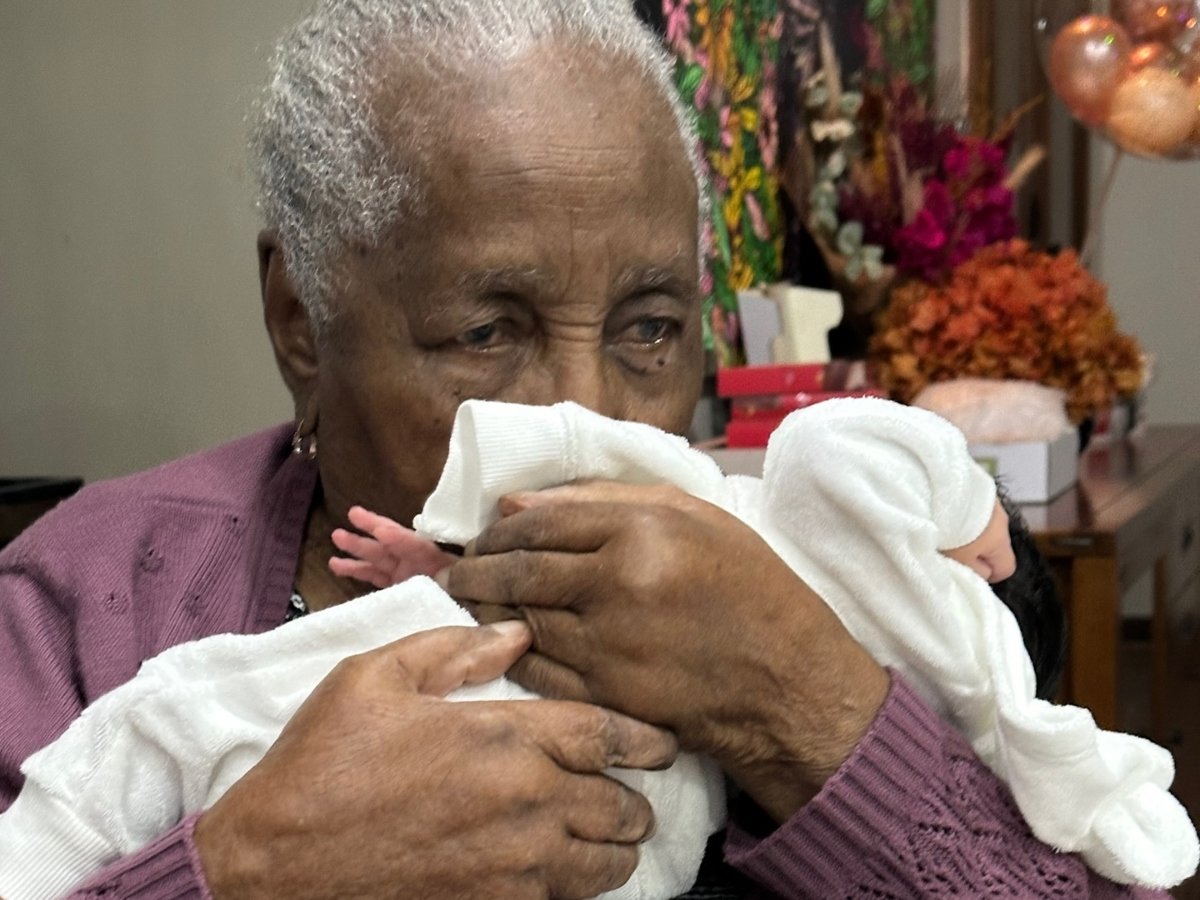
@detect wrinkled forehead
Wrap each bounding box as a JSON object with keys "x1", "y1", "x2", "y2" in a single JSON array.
[{"x1": 366, "y1": 42, "x2": 697, "y2": 220}]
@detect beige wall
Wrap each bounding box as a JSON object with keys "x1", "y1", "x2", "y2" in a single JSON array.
[
  {"x1": 1092, "y1": 144, "x2": 1200, "y2": 424},
  {"x1": 0, "y1": 3, "x2": 307, "y2": 483}
]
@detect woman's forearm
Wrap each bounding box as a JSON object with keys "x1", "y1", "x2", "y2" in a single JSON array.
[{"x1": 724, "y1": 672, "x2": 1169, "y2": 899}]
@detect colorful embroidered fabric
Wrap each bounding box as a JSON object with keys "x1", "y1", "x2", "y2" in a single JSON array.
[{"x1": 665, "y1": 0, "x2": 784, "y2": 367}]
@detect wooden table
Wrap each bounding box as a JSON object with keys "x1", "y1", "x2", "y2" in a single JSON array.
[{"x1": 1020, "y1": 424, "x2": 1200, "y2": 737}]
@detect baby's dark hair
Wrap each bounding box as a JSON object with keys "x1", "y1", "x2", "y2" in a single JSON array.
[{"x1": 990, "y1": 487, "x2": 1067, "y2": 700}]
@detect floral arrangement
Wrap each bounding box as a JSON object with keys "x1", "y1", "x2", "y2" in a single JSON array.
[
  {"x1": 840, "y1": 83, "x2": 1022, "y2": 284},
  {"x1": 797, "y1": 53, "x2": 1030, "y2": 287},
  {"x1": 779, "y1": 6, "x2": 1051, "y2": 351},
  {"x1": 869, "y1": 239, "x2": 1145, "y2": 424},
  {"x1": 666, "y1": 0, "x2": 785, "y2": 367}
]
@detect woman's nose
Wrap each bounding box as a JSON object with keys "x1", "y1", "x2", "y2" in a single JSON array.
[{"x1": 503, "y1": 350, "x2": 625, "y2": 419}]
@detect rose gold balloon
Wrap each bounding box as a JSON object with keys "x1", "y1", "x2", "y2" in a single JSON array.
[
  {"x1": 1112, "y1": 0, "x2": 1195, "y2": 43},
  {"x1": 1107, "y1": 67, "x2": 1196, "y2": 155},
  {"x1": 1129, "y1": 41, "x2": 1171, "y2": 70},
  {"x1": 1050, "y1": 15, "x2": 1133, "y2": 124}
]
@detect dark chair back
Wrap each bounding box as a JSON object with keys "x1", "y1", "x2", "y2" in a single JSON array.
[{"x1": 0, "y1": 478, "x2": 84, "y2": 550}]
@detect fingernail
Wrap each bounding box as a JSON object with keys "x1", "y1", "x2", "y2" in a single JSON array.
[
  {"x1": 487, "y1": 620, "x2": 529, "y2": 640},
  {"x1": 433, "y1": 567, "x2": 450, "y2": 591}
]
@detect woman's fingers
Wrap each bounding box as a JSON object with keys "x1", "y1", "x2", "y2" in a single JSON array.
[
  {"x1": 467, "y1": 503, "x2": 615, "y2": 556},
  {"x1": 198, "y1": 630, "x2": 669, "y2": 900},
  {"x1": 345, "y1": 628, "x2": 673, "y2": 771},
  {"x1": 552, "y1": 840, "x2": 641, "y2": 899},
  {"x1": 472, "y1": 483, "x2": 702, "y2": 557},
  {"x1": 355, "y1": 623, "x2": 533, "y2": 697},
  {"x1": 518, "y1": 701, "x2": 678, "y2": 774},
  {"x1": 563, "y1": 775, "x2": 656, "y2": 844},
  {"x1": 497, "y1": 480, "x2": 687, "y2": 515},
  {"x1": 443, "y1": 548, "x2": 590, "y2": 610},
  {"x1": 542, "y1": 765, "x2": 664, "y2": 898},
  {"x1": 507, "y1": 650, "x2": 593, "y2": 704},
  {"x1": 466, "y1": 601, "x2": 595, "y2": 702}
]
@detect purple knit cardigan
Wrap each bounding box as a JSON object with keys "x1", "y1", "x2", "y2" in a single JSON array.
[{"x1": 0, "y1": 426, "x2": 1163, "y2": 899}]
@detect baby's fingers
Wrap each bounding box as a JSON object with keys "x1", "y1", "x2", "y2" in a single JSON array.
[
  {"x1": 328, "y1": 555, "x2": 392, "y2": 589},
  {"x1": 347, "y1": 505, "x2": 409, "y2": 541},
  {"x1": 331, "y1": 527, "x2": 393, "y2": 566}
]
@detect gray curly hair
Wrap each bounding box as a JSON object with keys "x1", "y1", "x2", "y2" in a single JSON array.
[{"x1": 251, "y1": 0, "x2": 703, "y2": 329}]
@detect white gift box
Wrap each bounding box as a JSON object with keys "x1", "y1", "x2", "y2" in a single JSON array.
[{"x1": 969, "y1": 430, "x2": 1079, "y2": 503}]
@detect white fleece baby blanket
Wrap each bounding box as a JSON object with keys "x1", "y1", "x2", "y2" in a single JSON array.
[
  {"x1": 415, "y1": 398, "x2": 1198, "y2": 889},
  {"x1": 0, "y1": 580, "x2": 723, "y2": 900}
]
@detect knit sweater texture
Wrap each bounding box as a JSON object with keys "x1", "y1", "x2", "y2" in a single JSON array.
[{"x1": 0, "y1": 425, "x2": 1165, "y2": 899}]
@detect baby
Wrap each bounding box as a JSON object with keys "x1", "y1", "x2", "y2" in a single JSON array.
[{"x1": 0, "y1": 398, "x2": 1193, "y2": 898}]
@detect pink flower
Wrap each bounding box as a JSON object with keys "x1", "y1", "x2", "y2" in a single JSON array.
[
  {"x1": 693, "y1": 49, "x2": 713, "y2": 108},
  {"x1": 665, "y1": 0, "x2": 691, "y2": 50},
  {"x1": 961, "y1": 184, "x2": 1017, "y2": 248},
  {"x1": 746, "y1": 193, "x2": 771, "y2": 240},
  {"x1": 767, "y1": 12, "x2": 784, "y2": 42},
  {"x1": 942, "y1": 141, "x2": 977, "y2": 182},
  {"x1": 719, "y1": 106, "x2": 735, "y2": 149},
  {"x1": 893, "y1": 182, "x2": 953, "y2": 280},
  {"x1": 758, "y1": 79, "x2": 779, "y2": 170},
  {"x1": 701, "y1": 216, "x2": 717, "y2": 258},
  {"x1": 921, "y1": 180, "x2": 955, "y2": 223},
  {"x1": 944, "y1": 137, "x2": 1008, "y2": 187}
]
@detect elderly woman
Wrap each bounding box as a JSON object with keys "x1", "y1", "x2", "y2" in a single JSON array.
[{"x1": 0, "y1": 1, "x2": 1167, "y2": 897}]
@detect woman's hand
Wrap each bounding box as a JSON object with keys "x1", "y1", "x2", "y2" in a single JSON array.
[
  {"x1": 194, "y1": 623, "x2": 675, "y2": 899},
  {"x1": 329, "y1": 505, "x2": 458, "y2": 588},
  {"x1": 440, "y1": 481, "x2": 890, "y2": 822}
]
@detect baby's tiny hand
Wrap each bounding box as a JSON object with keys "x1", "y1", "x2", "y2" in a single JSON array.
[{"x1": 330, "y1": 506, "x2": 458, "y2": 588}]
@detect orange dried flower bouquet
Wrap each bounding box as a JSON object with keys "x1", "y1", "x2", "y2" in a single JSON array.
[{"x1": 869, "y1": 239, "x2": 1144, "y2": 424}]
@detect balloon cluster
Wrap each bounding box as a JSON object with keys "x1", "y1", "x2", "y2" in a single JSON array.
[{"x1": 1041, "y1": 0, "x2": 1200, "y2": 159}]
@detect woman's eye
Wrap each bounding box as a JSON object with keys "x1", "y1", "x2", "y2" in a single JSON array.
[
  {"x1": 457, "y1": 322, "x2": 501, "y2": 348},
  {"x1": 628, "y1": 317, "x2": 677, "y2": 346}
]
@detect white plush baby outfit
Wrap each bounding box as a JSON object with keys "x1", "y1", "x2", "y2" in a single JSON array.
[
  {"x1": 0, "y1": 579, "x2": 722, "y2": 900},
  {"x1": 1, "y1": 398, "x2": 1195, "y2": 896}
]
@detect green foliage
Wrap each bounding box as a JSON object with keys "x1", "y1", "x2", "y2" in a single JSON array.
[{"x1": 866, "y1": 0, "x2": 935, "y2": 92}]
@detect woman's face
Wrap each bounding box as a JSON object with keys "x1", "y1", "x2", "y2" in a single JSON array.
[{"x1": 301, "y1": 50, "x2": 704, "y2": 527}]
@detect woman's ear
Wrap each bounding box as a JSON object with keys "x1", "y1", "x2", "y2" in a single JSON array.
[{"x1": 259, "y1": 230, "x2": 319, "y2": 415}]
